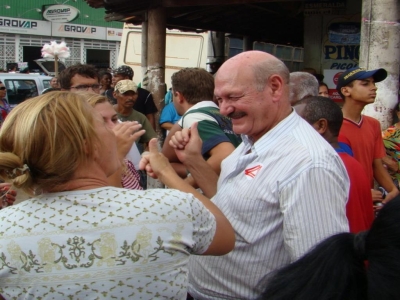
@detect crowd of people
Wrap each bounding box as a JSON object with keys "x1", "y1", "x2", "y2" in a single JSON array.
[{"x1": 0, "y1": 51, "x2": 400, "y2": 299}]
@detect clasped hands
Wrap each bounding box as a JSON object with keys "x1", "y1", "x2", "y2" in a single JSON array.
[{"x1": 140, "y1": 122, "x2": 203, "y2": 181}]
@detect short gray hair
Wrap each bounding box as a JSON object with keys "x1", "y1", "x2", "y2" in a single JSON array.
[
  {"x1": 252, "y1": 58, "x2": 290, "y2": 92},
  {"x1": 289, "y1": 72, "x2": 319, "y2": 104}
]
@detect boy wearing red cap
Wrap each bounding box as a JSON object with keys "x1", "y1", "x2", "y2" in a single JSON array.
[{"x1": 337, "y1": 67, "x2": 399, "y2": 205}]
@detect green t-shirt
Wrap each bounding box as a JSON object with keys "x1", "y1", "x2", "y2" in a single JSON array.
[
  {"x1": 180, "y1": 105, "x2": 242, "y2": 158},
  {"x1": 117, "y1": 110, "x2": 157, "y2": 145}
]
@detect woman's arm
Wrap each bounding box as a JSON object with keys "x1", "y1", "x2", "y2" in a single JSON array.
[{"x1": 140, "y1": 138, "x2": 235, "y2": 256}]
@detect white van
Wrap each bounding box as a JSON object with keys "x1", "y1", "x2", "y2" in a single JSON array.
[
  {"x1": 0, "y1": 73, "x2": 53, "y2": 108},
  {"x1": 118, "y1": 24, "x2": 208, "y2": 83}
]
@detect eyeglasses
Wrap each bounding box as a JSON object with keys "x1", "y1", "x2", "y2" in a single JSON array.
[
  {"x1": 0, "y1": 87, "x2": 6, "y2": 91},
  {"x1": 70, "y1": 84, "x2": 101, "y2": 91}
]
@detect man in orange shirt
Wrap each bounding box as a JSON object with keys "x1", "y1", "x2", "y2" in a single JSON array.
[{"x1": 336, "y1": 67, "x2": 399, "y2": 205}]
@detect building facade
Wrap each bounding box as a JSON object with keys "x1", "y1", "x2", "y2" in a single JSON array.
[{"x1": 0, "y1": 0, "x2": 123, "y2": 72}]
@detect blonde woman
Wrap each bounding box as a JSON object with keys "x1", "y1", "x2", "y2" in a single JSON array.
[
  {"x1": 0, "y1": 91, "x2": 234, "y2": 299},
  {"x1": 85, "y1": 93, "x2": 144, "y2": 189}
]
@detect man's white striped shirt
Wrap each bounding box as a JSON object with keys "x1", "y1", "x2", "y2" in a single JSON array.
[{"x1": 189, "y1": 110, "x2": 350, "y2": 300}]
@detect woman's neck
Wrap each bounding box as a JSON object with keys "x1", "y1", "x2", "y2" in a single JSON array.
[
  {"x1": 47, "y1": 178, "x2": 109, "y2": 193},
  {"x1": 47, "y1": 161, "x2": 112, "y2": 193}
]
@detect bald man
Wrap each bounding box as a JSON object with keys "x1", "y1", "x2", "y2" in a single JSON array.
[{"x1": 168, "y1": 51, "x2": 350, "y2": 299}]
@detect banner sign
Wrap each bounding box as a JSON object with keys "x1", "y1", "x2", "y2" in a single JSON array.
[
  {"x1": 106, "y1": 28, "x2": 123, "y2": 41},
  {"x1": 0, "y1": 17, "x2": 122, "y2": 41},
  {"x1": 0, "y1": 17, "x2": 51, "y2": 35},
  {"x1": 43, "y1": 5, "x2": 80, "y2": 23},
  {"x1": 322, "y1": 20, "x2": 360, "y2": 70},
  {"x1": 52, "y1": 23, "x2": 106, "y2": 40},
  {"x1": 324, "y1": 69, "x2": 344, "y2": 101}
]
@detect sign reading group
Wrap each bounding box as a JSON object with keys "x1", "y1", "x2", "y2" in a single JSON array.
[
  {"x1": 0, "y1": 17, "x2": 122, "y2": 41},
  {"x1": 43, "y1": 5, "x2": 80, "y2": 23},
  {"x1": 0, "y1": 17, "x2": 51, "y2": 35}
]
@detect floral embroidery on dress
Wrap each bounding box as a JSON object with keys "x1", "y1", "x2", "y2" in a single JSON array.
[{"x1": 0, "y1": 187, "x2": 216, "y2": 299}]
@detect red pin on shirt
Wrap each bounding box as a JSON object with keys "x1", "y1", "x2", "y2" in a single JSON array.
[{"x1": 245, "y1": 165, "x2": 262, "y2": 179}]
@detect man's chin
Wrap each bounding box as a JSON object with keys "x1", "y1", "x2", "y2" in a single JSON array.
[{"x1": 232, "y1": 124, "x2": 246, "y2": 135}]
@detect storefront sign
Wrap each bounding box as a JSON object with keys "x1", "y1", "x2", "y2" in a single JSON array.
[
  {"x1": 304, "y1": 0, "x2": 346, "y2": 16},
  {"x1": 52, "y1": 23, "x2": 106, "y2": 39},
  {"x1": 0, "y1": 17, "x2": 51, "y2": 35},
  {"x1": 322, "y1": 18, "x2": 360, "y2": 70},
  {"x1": 106, "y1": 28, "x2": 123, "y2": 41},
  {"x1": 328, "y1": 22, "x2": 360, "y2": 44},
  {"x1": 323, "y1": 69, "x2": 344, "y2": 101},
  {"x1": 43, "y1": 5, "x2": 79, "y2": 23}
]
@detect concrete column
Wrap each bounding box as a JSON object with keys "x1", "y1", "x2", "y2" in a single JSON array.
[
  {"x1": 147, "y1": 7, "x2": 166, "y2": 107},
  {"x1": 14, "y1": 35, "x2": 20, "y2": 62},
  {"x1": 114, "y1": 41, "x2": 120, "y2": 69},
  {"x1": 243, "y1": 36, "x2": 254, "y2": 51},
  {"x1": 303, "y1": 15, "x2": 323, "y2": 72},
  {"x1": 207, "y1": 31, "x2": 225, "y2": 72},
  {"x1": 146, "y1": 6, "x2": 166, "y2": 189},
  {"x1": 361, "y1": 0, "x2": 400, "y2": 129},
  {"x1": 141, "y1": 18, "x2": 149, "y2": 89},
  {"x1": 80, "y1": 39, "x2": 85, "y2": 64}
]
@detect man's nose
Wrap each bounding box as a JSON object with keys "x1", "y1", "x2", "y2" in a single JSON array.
[{"x1": 219, "y1": 101, "x2": 233, "y2": 116}]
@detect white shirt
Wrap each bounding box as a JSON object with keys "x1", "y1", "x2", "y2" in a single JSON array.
[
  {"x1": 126, "y1": 143, "x2": 141, "y2": 169},
  {"x1": 189, "y1": 110, "x2": 350, "y2": 299},
  {"x1": 177, "y1": 100, "x2": 218, "y2": 128}
]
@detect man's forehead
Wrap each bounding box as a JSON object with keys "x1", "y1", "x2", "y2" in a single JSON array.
[{"x1": 72, "y1": 74, "x2": 98, "y2": 81}]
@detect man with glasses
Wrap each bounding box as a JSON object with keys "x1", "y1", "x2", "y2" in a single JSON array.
[{"x1": 58, "y1": 64, "x2": 101, "y2": 93}]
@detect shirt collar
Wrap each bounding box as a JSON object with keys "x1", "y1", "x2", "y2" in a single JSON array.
[
  {"x1": 185, "y1": 101, "x2": 218, "y2": 114},
  {"x1": 241, "y1": 109, "x2": 300, "y2": 155}
]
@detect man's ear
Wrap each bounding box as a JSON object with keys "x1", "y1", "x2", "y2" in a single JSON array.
[
  {"x1": 313, "y1": 118, "x2": 328, "y2": 135},
  {"x1": 175, "y1": 91, "x2": 185, "y2": 104},
  {"x1": 268, "y1": 75, "x2": 284, "y2": 102},
  {"x1": 341, "y1": 86, "x2": 351, "y2": 97},
  {"x1": 113, "y1": 91, "x2": 117, "y2": 98}
]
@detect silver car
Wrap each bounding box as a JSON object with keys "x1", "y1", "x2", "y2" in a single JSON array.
[{"x1": 0, "y1": 73, "x2": 53, "y2": 108}]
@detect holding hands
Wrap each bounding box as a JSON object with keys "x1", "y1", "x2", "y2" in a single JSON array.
[
  {"x1": 140, "y1": 139, "x2": 174, "y2": 180},
  {"x1": 168, "y1": 122, "x2": 203, "y2": 166},
  {"x1": 140, "y1": 123, "x2": 203, "y2": 182},
  {"x1": 141, "y1": 123, "x2": 218, "y2": 197}
]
